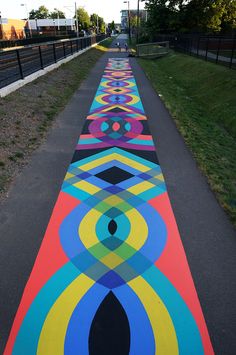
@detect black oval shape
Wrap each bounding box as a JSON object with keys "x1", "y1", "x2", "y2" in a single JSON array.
[
  {"x1": 89, "y1": 291, "x2": 130, "y2": 355},
  {"x1": 108, "y1": 219, "x2": 117, "y2": 235}
]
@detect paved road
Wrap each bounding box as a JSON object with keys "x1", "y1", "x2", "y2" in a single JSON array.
[{"x1": 0, "y1": 35, "x2": 236, "y2": 354}]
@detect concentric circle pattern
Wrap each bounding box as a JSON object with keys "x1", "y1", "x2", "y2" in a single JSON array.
[{"x1": 5, "y1": 59, "x2": 214, "y2": 355}]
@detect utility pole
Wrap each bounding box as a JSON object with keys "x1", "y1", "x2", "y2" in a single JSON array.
[
  {"x1": 21, "y1": 4, "x2": 32, "y2": 38},
  {"x1": 136, "y1": 0, "x2": 140, "y2": 45},
  {"x1": 124, "y1": 1, "x2": 131, "y2": 43},
  {"x1": 75, "y1": 2, "x2": 79, "y2": 37},
  {"x1": 0, "y1": 12, "x2": 2, "y2": 40}
]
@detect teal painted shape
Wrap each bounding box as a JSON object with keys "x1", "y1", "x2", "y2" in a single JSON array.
[
  {"x1": 13, "y1": 263, "x2": 80, "y2": 355},
  {"x1": 101, "y1": 121, "x2": 109, "y2": 132},
  {"x1": 129, "y1": 138, "x2": 154, "y2": 146},
  {"x1": 143, "y1": 266, "x2": 204, "y2": 355},
  {"x1": 96, "y1": 213, "x2": 131, "y2": 242}
]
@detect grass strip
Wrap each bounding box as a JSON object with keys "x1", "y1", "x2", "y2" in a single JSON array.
[
  {"x1": 0, "y1": 38, "x2": 113, "y2": 199},
  {"x1": 138, "y1": 52, "x2": 236, "y2": 227}
]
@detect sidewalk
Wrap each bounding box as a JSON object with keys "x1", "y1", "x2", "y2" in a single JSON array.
[{"x1": 0, "y1": 35, "x2": 236, "y2": 354}]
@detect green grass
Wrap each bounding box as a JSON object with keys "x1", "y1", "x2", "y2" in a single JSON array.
[
  {"x1": 138, "y1": 51, "x2": 236, "y2": 227},
  {"x1": 0, "y1": 37, "x2": 113, "y2": 198}
]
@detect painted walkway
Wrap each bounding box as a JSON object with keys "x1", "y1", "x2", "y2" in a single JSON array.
[{"x1": 4, "y1": 57, "x2": 214, "y2": 354}]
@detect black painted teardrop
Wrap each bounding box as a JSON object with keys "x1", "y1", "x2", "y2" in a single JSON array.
[
  {"x1": 108, "y1": 219, "x2": 117, "y2": 235},
  {"x1": 89, "y1": 291, "x2": 130, "y2": 355}
]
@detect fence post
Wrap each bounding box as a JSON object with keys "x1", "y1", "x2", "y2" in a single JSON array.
[
  {"x1": 38, "y1": 46, "x2": 44, "y2": 69},
  {"x1": 205, "y1": 37, "x2": 209, "y2": 61},
  {"x1": 229, "y1": 39, "x2": 235, "y2": 69},
  {"x1": 189, "y1": 38, "x2": 192, "y2": 55},
  {"x1": 76, "y1": 39, "x2": 79, "y2": 52},
  {"x1": 216, "y1": 38, "x2": 221, "y2": 64},
  {"x1": 63, "y1": 42, "x2": 66, "y2": 58},
  {"x1": 16, "y1": 50, "x2": 24, "y2": 79},
  {"x1": 53, "y1": 43, "x2": 57, "y2": 63},
  {"x1": 70, "y1": 40, "x2": 73, "y2": 54},
  {"x1": 197, "y1": 36, "x2": 200, "y2": 57}
]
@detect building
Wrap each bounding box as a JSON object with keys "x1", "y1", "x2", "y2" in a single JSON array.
[
  {"x1": 121, "y1": 9, "x2": 147, "y2": 31},
  {"x1": 0, "y1": 18, "x2": 77, "y2": 40},
  {"x1": 114, "y1": 23, "x2": 121, "y2": 33},
  {"x1": 29, "y1": 19, "x2": 76, "y2": 36},
  {"x1": 0, "y1": 18, "x2": 26, "y2": 40}
]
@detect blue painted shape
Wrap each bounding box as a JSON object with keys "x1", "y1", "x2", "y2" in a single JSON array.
[
  {"x1": 64, "y1": 284, "x2": 108, "y2": 355},
  {"x1": 137, "y1": 203, "x2": 167, "y2": 263},
  {"x1": 143, "y1": 266, "x2": 204, "y2": 355},
  {"x1": 13, "y1": 263, "x2": 80, "y2": 355},
  {"x1": 114, "y1": 285, "x2": 155, "y2": 355}
]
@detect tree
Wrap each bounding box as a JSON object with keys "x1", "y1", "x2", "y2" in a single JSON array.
[
  {"x1": 129, "y1": 13, "x2": 138, "y2": 34},
  {"x1": 29, "y1": 6, "x2": 49, "y2": 19},
  {"x1": 76, "y1": 7, "x2": 90, "y2": 31},
  {"x1": 49, "y1": 10, "x2": 66, "y2": 19},
  {"x1": 90, "y1": 14, "x2": 106, "y2": 33},
  {"x1": 110, "y1": 20, "x2": 115, "y2": 31},
  {"x1": 141, "y1": 0, "x2": 179, "y2": 37},
  {"x1": 181, "y1": 0, "x2": 236, "y2": 33},
  {"x1": 214, "y1": 0, "x2": 236, "y2": 33},
  {"x1": 142, "y1": 0, "x2": 236, "y2": 35}
]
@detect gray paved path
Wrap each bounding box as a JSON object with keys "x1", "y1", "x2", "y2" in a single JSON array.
[{"x1": 0, "y1": 35, "x2": 236, "y2": 354}]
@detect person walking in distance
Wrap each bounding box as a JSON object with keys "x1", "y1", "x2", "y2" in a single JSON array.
[
  {"x1": 116, "y1": 41, "x2": 121, "y2": 52},
  {"x1": 124, "y1": 42, "x2": 128, "y2": 52}
]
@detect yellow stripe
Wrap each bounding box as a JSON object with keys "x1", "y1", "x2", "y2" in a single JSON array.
[
  {"x1": 125, "y1": 209, "x2": 147, "y2": 250},
  {"x1": 127, "y1": 94, "x2": 140, "y2": 105},
  {"x1": 73, "y1": 180, "x2": 101, "y2": 195},
  {"x1": 127, "y1": 181, "x2": 155, "y2": 195},
  {"x1": 37, "y1": 275, "x2": 94, "y2": 355},
  {"x1": 95, "y1": 94, "x2": 107, "y2": 104},
  {"x1": 81, "y1": 153, "x2": 149, "y2": 173},
  {"x1": 79, "y1": 209, "x2": 102, "y2": 249},
  {"x1": 129, "y1": 277, "x2": 179, "y2": 355}
]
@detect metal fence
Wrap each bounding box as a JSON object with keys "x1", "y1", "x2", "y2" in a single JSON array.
[
  {"x1": 136, "y1": 41, "x2": 169, "y2": 58},
  {"x1": 0, "y1": 34, "x2": 106, "y2": 89},
  {"x1": 156, "y1": 34, "x2": 236, "y2": 69}
]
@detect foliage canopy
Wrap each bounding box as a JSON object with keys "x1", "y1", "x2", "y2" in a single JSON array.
[{"x1": 142, "y1": 0, "x2": 236, "y2": 34}]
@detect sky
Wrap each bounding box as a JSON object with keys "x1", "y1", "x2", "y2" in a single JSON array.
[{"x1": 1, "y1": 0, "x2": 145, "y2": 23}]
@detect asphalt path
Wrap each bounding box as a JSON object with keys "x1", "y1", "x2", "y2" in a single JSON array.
[{"x1": 0, "y1": 35, "x2": 236, "y2": 354}]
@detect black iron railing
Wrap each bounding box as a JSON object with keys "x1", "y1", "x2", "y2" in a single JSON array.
[
  {"x1": 155, "y1": 34, "x2": 236, "y2": 69},
  {"x1": 0, "y1": 34, "x2": 106, "y2": 89}
]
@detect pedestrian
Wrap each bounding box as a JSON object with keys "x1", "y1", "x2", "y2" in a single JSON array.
[
  {"x1": 124, "y1": 42, "x2": 128, "y2": 52},
  {"x1": 116, "y1": 41, "x2": 121, "y2": 52}
]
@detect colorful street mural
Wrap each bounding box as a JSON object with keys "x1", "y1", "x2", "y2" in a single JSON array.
[{"x1": 4, "y1": 59, "x2": 214, "y2": 354}]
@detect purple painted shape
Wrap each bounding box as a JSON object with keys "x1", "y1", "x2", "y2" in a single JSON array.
[
  {"x1": 78, "y1": 172, "x2": 91, "y2": 179},
  {"x1": 76, "y1": 142, "x2": 108, "y2": 150},
  {"x1": 91, "y1": 104, "x2": 144, "y2": 116},
  {"x1": 98, "y1": 270, "x2": 125, "y2": 289},
  {"x1": 76, "y1": 142, "x2": 155, "y2": 151},
  {"x1": 105, "y1": 186, "x2": 124, "y2": 194},
  {"x1": 138, "y1": 173, "x2": 152, "y2": 180}
]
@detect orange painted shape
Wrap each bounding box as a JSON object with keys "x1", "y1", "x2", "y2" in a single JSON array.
[
  {"x1": 4, "y1": 191, "x2": 80, "y2": 355},
  {"x1": 150, "y1": 192, "x2": 214, "y2": 355},
  {"x1": 113, "y1": 122, "x2": 120, "y2": 132}
]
